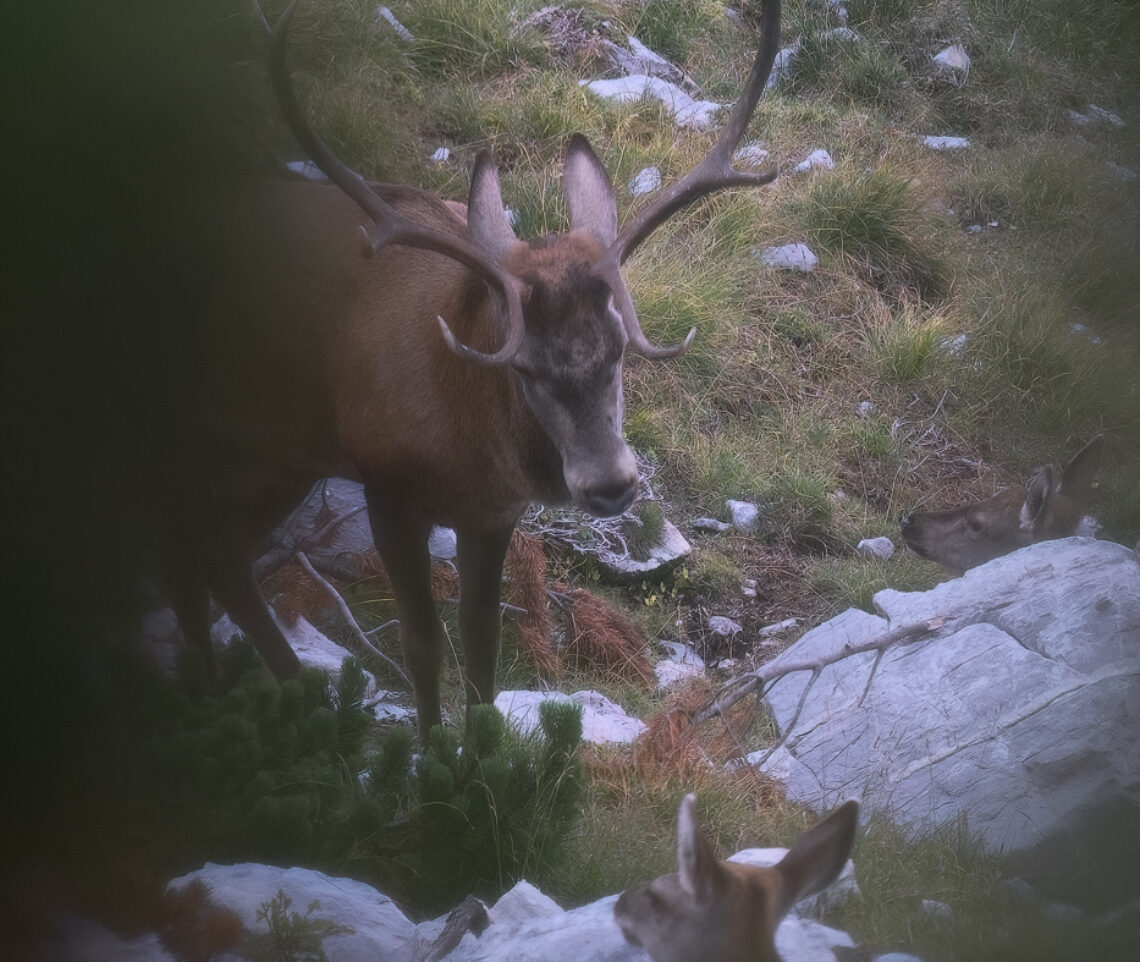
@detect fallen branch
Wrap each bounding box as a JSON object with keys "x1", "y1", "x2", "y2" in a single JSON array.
[
  {"x1": 294, "y1": 551, "x2": 413, "y2": 690},
  {"x1": 689, "y1": 618, "x2": 946, "y2": 756}
]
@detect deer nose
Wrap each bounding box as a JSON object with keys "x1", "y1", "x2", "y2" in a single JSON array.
[
  {"x1": 582, "y1": 477, "x2": 638, "y2": 518},
  {"x1": 900, "y1": 513, "x2": 913, "y2": 528}
]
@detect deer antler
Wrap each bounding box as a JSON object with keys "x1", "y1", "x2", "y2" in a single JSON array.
[
  {"x1": 261, "y1": 1, "x2": 525, "y2": 365},
  {"x1": 598, "y1": 0, "x2": 782, "y2": 358}
]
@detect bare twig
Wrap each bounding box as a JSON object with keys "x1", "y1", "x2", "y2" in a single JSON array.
[
  {"x1": 294, "y1": 550, "x2": 412, "y2": 689},
  {"x1": 690, "y1": 618, "x2": 946, "y2": 733}
]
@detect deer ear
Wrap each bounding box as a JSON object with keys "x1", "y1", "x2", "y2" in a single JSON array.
[
  {"x1": 776, "y1": 801, "x2": 858, "y2": 916},
  {"x1": 564, "y1": 134, "x2": 617, "y2": 246},
  {"x1": 1022, "y1": 466, "x2": 1057, "y2": 525},
  {"x1": 1060, "y1": 436, "x2": 1104, "y2": 501},
  {"x1": 468, "y1": 151, "x2": 517, "y2": 263},
  {"x1": 676, "y1": 794, "x2": 721, "y2": 904}
]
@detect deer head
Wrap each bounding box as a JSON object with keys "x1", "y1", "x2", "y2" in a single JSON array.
[
  {"x1": 614, "y1": 795, "x2": 858, "y2": 962},
  {"x1": 901, "y1": 436, "x2": 1105, "y2": 573}
]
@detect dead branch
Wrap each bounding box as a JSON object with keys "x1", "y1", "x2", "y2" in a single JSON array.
[
  {"x1": 294, "y1": 550, "x2": 412, "y2": 689},
  {"x1": 690, "y1": 618, "x2": 946, "y2": 740}
]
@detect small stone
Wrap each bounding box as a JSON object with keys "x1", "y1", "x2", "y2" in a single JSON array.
[
  {"x1": 629, "y1": 166, "x2": 662, "y2": 197},
  {"x1": 693, "y1": 516, "x2": 731, "y2": 533},
  {"x1": 655, "y1": 660, "x2": 704, "y2": 689},
  {"x1": 733, "y1": 143, "x2": 771, "y2": 168},
  {"x1": 933, "y1": 44, "x2": 971, "y2": 76},
  {"x1": 921, "y1": 899, "x2": 953, "y2": 918},
  {"x1": 939, "y1": 333, "x2": 968, "y2": 355},
  {"x1": 754, "y1": 243, "x2": 819, "y2": 272},
  {"x1": 857, "y1": 536, "x2": 895, "y2": 559},
  {"x1": 923, "y1": 135, "x2": 970, "y2": 150},
  {"x1": 759, "y1": 617, "x2": 800, "y2": 638},
  {"x1": 659, "y1": 640, "x2": 705, "y2": 668},
  {"x1": 726, "y1": 499, "x2": 761, "y2": 531},
  {"x1": 372, "y1": 6, "x2": 414, "y2": 43},
  {"x1": 793, "y1": 148, "x2": 835, "y2": 174},
  {"x1": 431, "y1": 147, "x2": 451, "y2": 164},
  {"x1": 503, "y1": 207, "x2": 520, "y2": 227},
  {"x1": 1088, "y1": 104, "x2": 1124, "y2": 127},
  {"x1": 821, "y1": 27, "x2": 861, "y2": 42},
  {"x1": 428, "y1": 526, "x2": 457, "y2": 560},
  {"x1": 708, "y1": 615, "x2": 743, "y2": 637},
  {"x1": 857, "y1": 400, "x2": 876, "y2": 417},
  {"x1": 765, "y1": 41, "x2": 801, "y2": 90}
]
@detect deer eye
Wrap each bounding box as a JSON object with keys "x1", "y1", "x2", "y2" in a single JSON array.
[{"x1": 966, "y1": 516, "x2": 984, "y2": 534}]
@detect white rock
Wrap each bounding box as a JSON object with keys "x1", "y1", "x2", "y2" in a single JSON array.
[
  {"x1": 503, "y1": 207, "x2": 520, "y2": 227},
  {"x1": 1088, "y1": 104, "x2": 1125, "y2": 127},
  {"x1": 364, "y1": 690, "x2": 414, "y2": 723},
  {"x1": 933, "y1": 44, "x2": 971, "y2": 76},
  {"x1": 921, "y1": 899, "x2": 953, "y2": 918},
  {"x1": 260, "y1": 478, "x2": 374, "y2": 580},
  {"x1": 754, "y1": 538, "x2": 1140, "y2": 905},
  {"x1": 372, "y1": 6, "x2": 414, "y2": 43},
  {"x1": 821, "y1": 27, "x2": 861, "y2": 42},
  {"x1": 766, "y1": 41, "x2": 802, "y2": 89},
  {"x1": 857, "y1": 400, "x2": 876, "y2": 417},
  {"x1": 754, "y1": 243, "x2": 820, "y2": 272},
  {"x1": 873, "y1": 955, "x2": 928, "y2": 962},
  {"x1": 734, "y1": 142, "x2": 771, "y2": 168},
  {"x1": 792, "y1": 149, "x2": 835, "y2": 174},
  {"x1": 923, "y1": 135, "x2": 971, "y2": 150},
  {"x1": 628, "y1": 166, "x2": 662, "y2": 197},
  {"x1": 429, "y1": 525, "x2": 458, "y2": 560},
  {"x1": 659, "y1": 639, "x2": 705, "y2": 668},
  {"x1": 727, "y1": 498, "x2": 762, "y2": 531},
  {"x1": 655, "y1": 659, "x2": 705, "y2": 689},
  {"x1": 168, "y1": 863, "x2": 416, "y2": 962},
  {"x1": 939, "y1": 332, "x2": 968, "y2": 355},
  {"x1": 693, "y1": 516, "x2": 731, "y2": 533},
  {"x1": 1107, "y1": 161, "x2": 1138, "y2": 182},
  {"x1": 494, "y1": 689, "x2": 647, "y2": 745},
  {"x1": 580, "y1": 75, "x2": 723, "y2": 130},
  {"x1": 856, "y1": 536, "x2": 895, "y2": 559},
  {"x1": 708, "y1": 615, "x2": 743, "y2": 637},
  {"x1": 595, "y1": 518, "x2": 693, "y2": 582},
  {"x1": 759, "y1": 618, "x2": 800, "y2": 638},
  {"x1": 431, "y1": 147, "x2": 451, "y2": 164}
]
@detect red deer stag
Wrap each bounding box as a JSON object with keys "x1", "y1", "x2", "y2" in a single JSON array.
[
  {"x1": 614, "y1": 794, "x2": 858, "y2": 962},
  {"x1": 168, "y1": 0, "x2": 781, "y2": 737},
  {"x1": 900, "y1": 436, "x2": 1104, "y2": 573}
]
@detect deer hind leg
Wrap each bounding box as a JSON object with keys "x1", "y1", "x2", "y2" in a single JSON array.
[
  {"x1": 455, "y1": 525, "x2": 514, "y2": 714},
  {"x1": 365, "y1": 491, "x2": 446, "y2": 740}
]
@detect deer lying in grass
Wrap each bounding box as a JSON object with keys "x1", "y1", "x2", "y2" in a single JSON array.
[
  {"x1": 614, "y1": 795, "x2": 858, "y2": 962},
  {"x1": 900, "y1": 436, "x2": 1104, "y2": 573},
  {"x1": 163, "y1": 1, "x2": 783, "y2": 739}
]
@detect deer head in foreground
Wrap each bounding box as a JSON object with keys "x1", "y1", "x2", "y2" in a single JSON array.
[
  {"x1": 165, "y1": 1, "x2": 782, "y2": 738},
  {"x1": 900, "y1": 436, "x2": 1104, "y2": 573},
  {"x1": 614, "y1": 795, "x2": 858, "y2": 962}
]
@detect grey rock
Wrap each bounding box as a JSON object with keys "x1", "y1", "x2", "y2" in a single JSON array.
[
  {"x1": 856, "y1": 536, "x2": 895, "y2": 559},
  {"x1": 708, "y1": 615, "x2": 744, "y2": 637},
  {"x1": 579, "y1": 75, "x2": 723, "y2": 130},
  {"x1": 726, "y1": 498, "x2": 761, "y2": 531},
  {"x1": 923, "y1": 135, "x2": 971, "y2": 150},
  {"x1": 754, "y1": 243, "x2": 820, "y2": 272},
  {"x1": 628, "y1": 166, "x2": 662, "y2": 197},
  {"x1": 494, "y1": 689, "x2": 647, "y2": 745},
  {"x1": 754, "y1": 538, "x2": 1140, "y2": 905},
  {"x1": 168, "y1": 863, "x2": 416, "y2": 962},
  {"x1": 693, "y1": 516, "x2": 731, "y2": 533}
]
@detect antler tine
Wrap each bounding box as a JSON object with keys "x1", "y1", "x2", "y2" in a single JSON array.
[
  {"x1": 262, "y1": 1, "x2": 525, "y2": 365},
  {"x1": 606, "y1": 0, "x2": 781, "y2": 267},
  {"x1": 598, "y1": 0, "x2": 780, "y2": 358}
]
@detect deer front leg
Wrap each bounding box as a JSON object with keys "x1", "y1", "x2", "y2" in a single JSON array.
[
  {"x1": 366, "y1": 491, "x2": 446, "y2": 740},
  {"x1": 455, "y1": 525, "x2": 514, "y2": 714},
  {"x1": 208, "y1": 556, "x2": 302, "y2": 681}
]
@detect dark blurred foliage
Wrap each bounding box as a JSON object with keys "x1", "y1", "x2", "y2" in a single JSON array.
[{"x1": 2, "y1": 1, "x2": 276, "y2": 942}]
